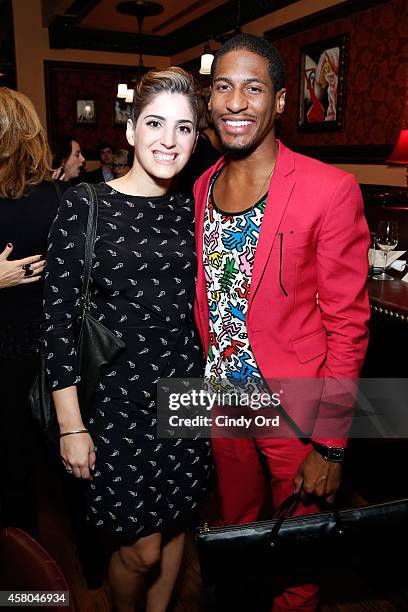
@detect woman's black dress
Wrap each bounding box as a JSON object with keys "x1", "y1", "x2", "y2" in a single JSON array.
[
  {"x1": 0, "y1": 180, "x2": 68, "y2": 536},
  {"x1": 44, "y1": 183, "x2": 211, "y2": 543}
]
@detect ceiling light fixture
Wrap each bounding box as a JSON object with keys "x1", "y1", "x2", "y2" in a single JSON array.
[
  {"x1": 199, "y1": 0, "x2": 242, "y2": 77},
  {"x1": 116, "y1": 1, "x2": 164, "y2": 101},
  {"x1": 199, "y1": 43, "x2": 214, "y2": 75}
]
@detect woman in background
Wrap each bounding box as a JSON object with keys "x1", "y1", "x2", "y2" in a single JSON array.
[
  {"x1": 112, "y1": 148, "x2": 131, "y2": 178},
  {"x1": 0, "y1": 87, "x2": 69, "y2": 536},
  {"x1": 52, "y1": 134, "x2": 85, "y2": 182},
  {"x1": 44, "y1": 68, "x2": 211, "y2": 612}
]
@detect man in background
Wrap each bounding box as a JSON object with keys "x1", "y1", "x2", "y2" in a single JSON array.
[{"x1": 86, "y1": 142, "x2": 114, "y2": 183}]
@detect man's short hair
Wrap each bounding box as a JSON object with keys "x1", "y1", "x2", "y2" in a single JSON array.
[
  {"x1": 97, "y1": 142, "x2": 113, "y2": 155},
  {"x1": 210, "y1": 33, "x2": 286, "y2": 93}
]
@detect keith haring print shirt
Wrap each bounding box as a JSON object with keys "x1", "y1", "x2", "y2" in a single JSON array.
[{"x1": 203, "y1": 172, "x2": 267, "y2": 391}]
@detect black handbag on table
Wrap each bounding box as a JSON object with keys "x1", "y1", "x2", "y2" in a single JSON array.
[
  {"x1": 196, "y1": 489, "x2": 408, "y2": 589},
  {"x1": 29, "y1": 183, "x2": 126, "y2": 451}
]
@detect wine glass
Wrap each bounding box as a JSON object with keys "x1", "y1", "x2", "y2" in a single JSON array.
[{"x1": 373, "y1": 220, "x2": 398, "y2": 280}]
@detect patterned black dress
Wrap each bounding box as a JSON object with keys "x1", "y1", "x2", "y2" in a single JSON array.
[{"x1": 44, "y1": 183, "x2": 211, "y2": 543}]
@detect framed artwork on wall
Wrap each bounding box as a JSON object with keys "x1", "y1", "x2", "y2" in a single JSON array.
[
  {"x1": 113, "y1": 99, "x2": 132, "y2": 126},
  {"x1": 298, "y1": 33, "x2": 348, "y2": 132},
  {"x1": 76, "y1": 99, "x2": 96, "y2": 125}
]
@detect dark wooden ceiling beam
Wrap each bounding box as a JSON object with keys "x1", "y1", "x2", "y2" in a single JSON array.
[
  {"x1": 48, "y1": 17, "x2": 168, "y2": 54},
  {"x1": 47, "y1": 0, "x2": 300, "y2": 56}
]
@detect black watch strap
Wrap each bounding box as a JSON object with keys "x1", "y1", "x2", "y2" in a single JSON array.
[{"x1": 312, "y1": 442, "x2": 345, "y2": 463}]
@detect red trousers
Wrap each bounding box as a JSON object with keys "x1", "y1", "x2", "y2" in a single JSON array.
[{"x1": 211, "y1": 436, "x2": 320, "y2": 612}]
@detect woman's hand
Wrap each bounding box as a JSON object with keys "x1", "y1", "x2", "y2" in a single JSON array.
[
  {"x1": 0, "y1": 243, "x2": 45, "y2": 288},
  {"x1": 52, "y1": 387, "x2": 96, "y2": 480},
  {"x1": 60, "y1": 431, "x2": 96, "y2": 480}
]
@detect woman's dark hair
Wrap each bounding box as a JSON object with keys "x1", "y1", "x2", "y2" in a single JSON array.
[
  {"x1": 131, "y1": 67, "x2": 199, "y2": 127},
  {"x1": 210, "y1": 33, "x2": 286, "y2": 93},
  {"x1": 53, "y1": 135, "x2": 76, "y2": 169}
]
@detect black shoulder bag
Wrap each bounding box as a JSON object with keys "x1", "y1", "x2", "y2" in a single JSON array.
[{"x1": 29, "y1": 183, "x2": 126, "y2": 451}]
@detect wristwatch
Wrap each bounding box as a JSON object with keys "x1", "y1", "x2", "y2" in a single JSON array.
[{"x1": 312, "y1": 442, "x2": 345, "y2": 463}]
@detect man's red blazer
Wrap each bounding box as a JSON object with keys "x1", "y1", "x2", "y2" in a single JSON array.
[{"x1": 193, "y1": 141, "x2": 370, "y2": 447}]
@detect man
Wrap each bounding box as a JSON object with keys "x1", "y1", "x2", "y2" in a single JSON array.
[
  {"x1": 86, "y1": 142, "x2": 114, "y2": 183},
  {"x1": 193, "y1": 34, "x2": 370, "y2": 610}
]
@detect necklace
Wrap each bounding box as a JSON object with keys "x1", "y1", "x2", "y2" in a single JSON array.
[
  {"x1": 212, "y1": 162, "x2": 276, "y2": 215},
  {"x1": 251, "y1": 163, "x2": 276, "y2": 211}
]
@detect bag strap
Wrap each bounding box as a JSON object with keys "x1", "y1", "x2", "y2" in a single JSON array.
[
  {"x1": 269, "y1": 487, "x2": 303, "y2": 548},
  {"x1": 273, "y1": 487, "x2": 303, "y2": 520},
  {"x1": 78, "y1": 182, "x2": 98, "y2": 316}
]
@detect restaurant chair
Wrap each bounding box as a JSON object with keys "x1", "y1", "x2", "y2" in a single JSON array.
[{"x1": 0, "y1": 526, "x2": 75, "y2": 611}]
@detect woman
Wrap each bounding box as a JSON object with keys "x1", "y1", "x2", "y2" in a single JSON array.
[
  {"x1": 44, "y1": 68, "x2": 211, "y2": 612},
  {"x1": 52, "y1": 135, "x2": 85, "y2": 182},
  {"x1": 112, "y1": 148, "x2": 131, "y2": 178},
  {"x1": 0, "y1": 87, "x2": 68, "y2": 536}
]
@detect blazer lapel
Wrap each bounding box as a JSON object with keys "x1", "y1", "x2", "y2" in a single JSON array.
[{"x1": 249, "y1": 142, "x2": 296, "y2": 310}]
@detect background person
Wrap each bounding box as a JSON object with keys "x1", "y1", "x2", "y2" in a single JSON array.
[
  {"x1": 0, "y1": 87, "x2": 69, "y2": 537},
  {"x1": 43, "y1": 68, "x2": 211, "y2": 612},
  {"x1": 86, "y1": 142, "x2": 115, "y2": 183},
  {"x1": 112, "y1": 148, "x2": 131, "y2": 178},
  {"x1": 52, "y1": 135, "x2": 85, "y2": 182}
]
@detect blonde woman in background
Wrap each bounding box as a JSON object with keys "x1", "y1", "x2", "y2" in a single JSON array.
[
  {"x1": 112, "y1": 148, "x2": 131, "y2": 178},
  {"x1": 0, "y1": 87, "x2": 69, "y2": 537}
]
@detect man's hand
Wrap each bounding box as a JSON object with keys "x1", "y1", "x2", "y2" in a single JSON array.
[{"x1": 294, "y1": 449, "x2": 342, "y2": 503}]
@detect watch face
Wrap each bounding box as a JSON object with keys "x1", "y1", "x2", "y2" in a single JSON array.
[{"x1": 329, "y1": 448, "x2": 345, "y2": 461}]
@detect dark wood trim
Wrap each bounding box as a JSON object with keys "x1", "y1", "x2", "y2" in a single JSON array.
[
  {"x1": 152, "y1": 0, "x2": 214, "y2": 34},
  {"x1": 65, "y1": 0, "x2": 102, "y2": 22},
  {"x1": 264, "y1": 0, "x2": 391, "y2": 41},
  {"x1": 47, "y1": 0, "x2": 301, "y2": 56},
  {"x1": 292, "y1": 145, "x2": 394, "y2": 164},
  {"x1": 48, "y1": 18, "x2": 167, "y2": 55}
]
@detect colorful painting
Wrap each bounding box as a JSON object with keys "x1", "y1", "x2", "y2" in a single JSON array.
[{"x1": 298, "y1": 34, "x2": 348, "y2": 132}]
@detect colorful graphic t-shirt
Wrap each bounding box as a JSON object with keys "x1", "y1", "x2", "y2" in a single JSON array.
[{"x1": 203, "y1": 171, "x2": 266, "y2": 390}]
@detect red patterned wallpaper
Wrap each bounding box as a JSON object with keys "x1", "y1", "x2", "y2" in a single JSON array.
[
  {"x1": 274, "y1": 0, "x2": 408, "y2": 148},
  {"x1": 46, "y1": 62, "x2": 144, "y2": 158}
]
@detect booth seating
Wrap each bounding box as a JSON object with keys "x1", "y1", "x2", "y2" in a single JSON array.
[{"x1": 0, "y1": 527, "x2": 75, "y2": 611}]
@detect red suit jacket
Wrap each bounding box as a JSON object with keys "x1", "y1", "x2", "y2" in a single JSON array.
[{"x1": 193, "y1": 141, "x2": 370, "y2": 447}]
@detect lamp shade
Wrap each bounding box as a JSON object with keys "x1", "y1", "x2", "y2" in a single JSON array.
[
  {"x1": 199, "y1": 53, "x2": 214, "y2": 75},
  {"x1": 125, "y1": 88, "x2": 134, "y2": 103},
  {"x1": 117, "y1": 83, "x2": 128, "y2": 98},
  {"x1": 387, "y1": 129, "x2": 408, "y2": 164}
]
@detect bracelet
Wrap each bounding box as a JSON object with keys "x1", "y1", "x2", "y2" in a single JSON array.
[{"x1": 59, "y1": 429, "x2": 89, "y2": 438}]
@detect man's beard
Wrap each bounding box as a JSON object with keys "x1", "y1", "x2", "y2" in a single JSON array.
[
  {"x1": 216, "y1": 134, "x2": 258, "y2": 159},
  {"x1": 214, "y1": 123, "x2": 262, "y2": 158}
]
